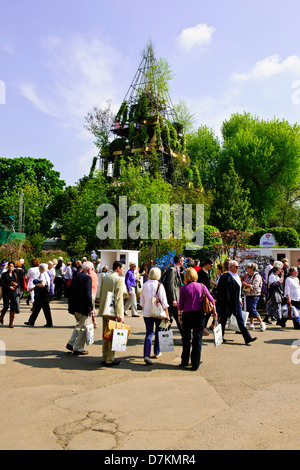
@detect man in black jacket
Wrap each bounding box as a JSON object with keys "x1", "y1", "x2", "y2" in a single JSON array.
[
  {"x1": 66, "y1": 261, "x2": 94, "y2": 355},
  {"x1": 217, "y1": 260, "x2": 256, "y2": 345}
]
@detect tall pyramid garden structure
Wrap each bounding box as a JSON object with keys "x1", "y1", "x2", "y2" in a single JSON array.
[{"x1": 100, "y1": 43, "x2": 189, "y2": 183}]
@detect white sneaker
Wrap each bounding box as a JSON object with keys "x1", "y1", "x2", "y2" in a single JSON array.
[
  {"x1": 260, "y1": 322, "x2": 267, "y2": 331},
  {"x1": 144, "y1": 356, "x2": 153, "y2": 365},
  {"x1": 154, "y1": 352, "x2": 162, "y2": 359},
  {"x1": 249, "y1": 324, "x2": 255, "y2": 330}
]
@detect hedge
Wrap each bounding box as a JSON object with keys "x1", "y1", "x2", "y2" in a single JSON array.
[{"x1": 248, "y1": 227, "x2": 300, "y2": 248}]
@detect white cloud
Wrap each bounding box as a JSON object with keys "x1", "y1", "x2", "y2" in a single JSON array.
[
  {"x1": 176, "y1": 23, "x2": 216, "y2": 52},
  {"x1": 18, "y1": 33, "x2": 124, "y2": 130},
  {"x1": 19, "y1": 82, "x2": 59, "y2": 117},
  {"x1": 232, "y1": 54, "x2": 300, "y2": 82}
]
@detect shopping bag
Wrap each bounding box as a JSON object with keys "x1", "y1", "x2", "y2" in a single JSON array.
[
  {"x1": 213, "y1": 323, "x2": 223, "y2": 348},
  {"x1": 228, "y1": 311, "x2": 249, "y2": 331},
  {"x1": 111, "y1": 323, "x2": 128, "y2": 352},
  {"x1": 102, "y1": 290, "x2": 115, "y2": 316},
  {"x1": 103, "y1": 320, "x2": 131, "y2": 343},
  {"x1": 86, "y1": 323, "x2": 94, "y2": 346},
  {"x1": 158, "y1": 329, "x2": 174, "y2": 352},
  {"x1": 151, "y1": 297, "x2": 167, "y2": 319}
]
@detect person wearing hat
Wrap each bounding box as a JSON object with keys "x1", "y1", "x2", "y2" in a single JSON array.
[{"x1": 124, "y1": 262, "x2": 139, "y2": 317}]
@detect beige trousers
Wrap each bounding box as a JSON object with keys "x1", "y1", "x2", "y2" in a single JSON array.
[
  {"x1": 102, "y1": 316, "x2": 116, "y2": 364},
  {"x1": 68, "y1": 312, "x2": 89, "y2": 352}
]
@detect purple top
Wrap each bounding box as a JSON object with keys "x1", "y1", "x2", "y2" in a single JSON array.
[
  {"x1": 125, "y1": 268, "x2": 136, "y2": 293},
  {"x1": 178, "y1": 282, "x2": 215, "y2": 312}
]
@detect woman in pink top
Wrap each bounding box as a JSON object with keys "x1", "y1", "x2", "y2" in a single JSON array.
[{"x1": 178, "y1": 268, "x2": 216, "y2": 371}]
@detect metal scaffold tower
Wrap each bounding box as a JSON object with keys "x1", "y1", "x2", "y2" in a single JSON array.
[{"x1": 99, "y1": 42, "x2": 188, "y2": 183}]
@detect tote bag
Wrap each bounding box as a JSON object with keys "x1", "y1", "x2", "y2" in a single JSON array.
[
  {"x1": 213, "y1": 323, "x2": 223, "y2": 348},
  {"x1": 158, "y1": 329, "x2": 174, "y2": 352},
  {"x1": 228, "y1": 311, "x2": 249, "y2": 331},
  {"x1": 111, "y1": 323, "x2": 128, "y2": 352},
  {"x1": 86, "y1": 322, "x2": 94, "y2": 346},
  {"x1": 151, "y1": 282, "x2": 167, "y2": 319},
  {"x1": 102, "y1": 290, "x2": 115, "y2": 316}
]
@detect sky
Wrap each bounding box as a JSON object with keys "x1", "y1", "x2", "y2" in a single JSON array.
[{"x1": 1, "y1": 0, "x2": 300, "y2": 187}]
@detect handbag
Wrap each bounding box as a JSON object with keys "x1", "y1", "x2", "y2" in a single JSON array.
[
  {"x1": 158, "y1": 329, "x2": 174, "y2": 352},
  {"x1": 102, "y1": 290, "x2": 115, "y2": 316},
  {"x1": 151, "y1": 282, "x2": 167, "y2": 319},
  {"x1": 86, "y1": 322, "x2": 94, "y2": 346},
  {"x1": 103, "y1": 319, "x2": 131, "y2": 343},
  {"x1": 200, "y1": 283, "x2": 215, "y2": 315},
  {"x1": 111, "y1": 322, "x2": 128, "y2": 352},
  {"x1": 213, "y1": 322, "x2": 223, "y2": 348},
  {"x1": 228, "y1": 311, "x2": 249, "y2": 331}
]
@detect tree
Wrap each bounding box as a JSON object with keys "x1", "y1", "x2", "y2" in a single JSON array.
[
  {"x1": 0, "y1": 157, "x2": 65, "y2": 235},
  {"x1": 209, "y1": 157, "x2": 253, "y2": 231},
  {"x1": 186, "y1": 125, "x2": 221, "y2": 192},
  {"x1": 220, "y1": 113, "x2": 300, "y2": 227},
  {"x1": 84, "y1": 100, "x2": 115, "y2": 151}
]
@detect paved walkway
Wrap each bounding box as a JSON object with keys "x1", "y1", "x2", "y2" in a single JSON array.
[{"x1": 0, "y1": 299, "x2": 299, "y2": 450}]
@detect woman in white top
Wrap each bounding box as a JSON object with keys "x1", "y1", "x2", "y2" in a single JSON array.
[
  {"x1": 140, "y1": 267, "x2": 170, "y2": 365},
  {"x1": 265, "y1": 261, "x2": 284, "y2": 324},
  {"x1": 283, "y1": 267, "x2": 300, "y2": 329},
  {"x1": 26, "y1": 259, "x2": 40, "y2": 304}
]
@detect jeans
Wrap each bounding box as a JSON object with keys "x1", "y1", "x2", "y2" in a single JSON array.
[
  {"x1": 181, "y1": 310, "x2": 205, "y2": 369},
  {"x1": 143, "y1": 316, "x2": 162, "y2": 357},
  {"x1": 246, "y1": 296, "x2": 260, "y2": 318}
]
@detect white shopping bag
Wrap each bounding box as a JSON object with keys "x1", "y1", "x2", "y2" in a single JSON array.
[
  {"x1": 158, "y1": 330, "x2": 174, "y2": 352},
  {"x1": 228, "y1": 311, "x2": 249, "y2": 331},
  {"x1": 111, "y1": 324, "x2": 128, "y2": 352},
  {"x1": 102, "y1": 290, "x2": 115, "y2": 316},
  {"x1": 86, "y1": 323, "x2": 94, "y2": 346},
  {"x1": 213, "y1": 323, "x2": 223, "y2": 348}
]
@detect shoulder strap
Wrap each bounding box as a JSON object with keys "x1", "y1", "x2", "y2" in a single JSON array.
[
  {"x1": 200, "y1": 283, "x2": 206, "y2": 298},
  {"x1": 156, "y1": 281, "x2": 161, "y2": 296}
]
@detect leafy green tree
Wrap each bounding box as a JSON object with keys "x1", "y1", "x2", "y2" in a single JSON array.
[
  {"x1": 220, "y1": 113, "x2": 300, "y2": 227},
  {"x1": 186, "y1": 125, "x2": 221, "y2": 191},
  {"x1": 55, "y1": 172, "x2": 110, "y2": 252},
  {"x1": 0, "y1": 157, "x2": 65, "y2": 235},
  {"x1": 209, "y1": 157, "x2": 253, "y2": 231}
]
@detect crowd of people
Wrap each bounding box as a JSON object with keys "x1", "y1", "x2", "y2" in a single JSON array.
[{"x1": 1, "y1": 252, "x2": 300, "y2": 371}]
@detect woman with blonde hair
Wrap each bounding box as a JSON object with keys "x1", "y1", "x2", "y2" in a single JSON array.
[
  {"x1": 178, "y1": 267, "x2": 217, "y2": 371},
  {"x1": 140, "y1": 267, "x2": 170, "y2": 365}
]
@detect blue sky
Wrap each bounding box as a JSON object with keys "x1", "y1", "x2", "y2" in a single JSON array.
[{"x1": 1, "y1": 0, "x2": 300, "y2": 186}]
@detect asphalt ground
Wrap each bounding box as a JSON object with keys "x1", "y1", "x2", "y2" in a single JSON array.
[{"x1": 0, "y1": 298, "x2": 299, "y2": 451}]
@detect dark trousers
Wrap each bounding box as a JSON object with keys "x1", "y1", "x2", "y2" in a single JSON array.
[
  {"x1": 2, "y1": 291, "x2": 17, "y2": 313},
  {"x1": 28, "y1": 290, "x2": 52, "y2": 326},
  {"x1": 220, "y1": 304, "x2": 252, "y2": 343},
  {"x1": 168, "y1": 305, "x2": 183, "y2": 337},
  {"x1": 54, "y1": 277, "x2": 63, "y2": 299},
  {"x1": 181, "y1": 310, "x2": 205, "y2": 369}
]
